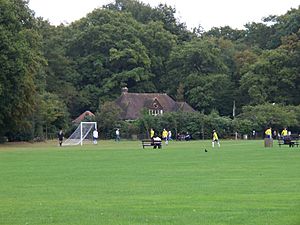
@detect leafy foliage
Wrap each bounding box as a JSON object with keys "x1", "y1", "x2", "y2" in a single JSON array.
[
  {"x1": 0, "y1": 0, "x2": 44, "y2": 138},
  {"x1": 1, "y1": 1, "x2": 300, "y2": 140}
]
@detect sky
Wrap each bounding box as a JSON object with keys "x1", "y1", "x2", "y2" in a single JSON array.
[{"x1": 28, "y1": 0, "x2": 299, "y2": 30}]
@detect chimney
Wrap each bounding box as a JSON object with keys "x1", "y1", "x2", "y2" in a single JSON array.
[{"x1": 121, "y1": 87, "x2": 128, "y2": 94}]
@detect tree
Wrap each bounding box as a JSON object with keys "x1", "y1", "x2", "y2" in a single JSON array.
[
  {"x1": 0, "y1": 0, "x2": 44, "y2": 139},
  {"x1": 185, "y1": 73, "x2": 234, "y2": 115},
  {"x1": 165, "y1": 38, "x2": 230, "y2": 114},
  {"x1": 239, "y1": 48, "x2": 299, "y2": 105},
  {"x1": 204, "y1": 26, "x2": 245, "y2": 41},
  {"x1": 238, "y1": 103, "x2": 297, "y2": 132},
  {"x1": 243, "y1": 22, "x2": 275, "y2": 49},
  {"x1": 37, "y1": 92, "x2": 69, "y2": 140},
  {"x1": 267, "y1": 6, "x2": 300, "y2": 48},
  {"x1": 105, "y1": 0, "x2": 193, "y2": 42},
  {"x1": 95, "y1": 101, "x2": 122, "y2": 139},
  {"x1": 141, "y1": 21, "x2": 176, "y2": 76}
]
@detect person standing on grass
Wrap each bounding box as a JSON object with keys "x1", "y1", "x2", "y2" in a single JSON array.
[
  {"x1": 212, "y1": 130, "x2": 220, "y2": 148},
  {"x1": 162, "y1": 128, "x2": 168, "y2": 145},
  {"x1": 93, "y1": 128, "x2": 99, "y2": 145},
  {"x1": 252, "y1": 130, "x2": 256, "y2": 139},
  {"x1": 168, "y1": 130, "x2": 172, "y2": 141},
  {"x1": 281, "y1": 128, "x2": 288, "y2": 138},
  {"x1": 57, "y1": 129, "x2": 64, "y2": 147},
  {"x1": 265, "y1": 127, "x2": 272, "y2": 139},
  {"x1": 281, "y1": 127, "x2": 290, "y2": 144},
  {"x1": 115, "y1": 128, "x2": 120, "y2": 142},
  {"x1": 150, "y1": 128, "x2": 154, "y2": 139}
]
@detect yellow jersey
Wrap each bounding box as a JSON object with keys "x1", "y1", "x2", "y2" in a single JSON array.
[
  {"x1": 213, "y1": 132, "x2": 218, "y2": 140},
  {"x1": 281, "y1": 129, "x2": 288, "y2": 136},
  {"x1": 162, "y1": 130, "x2": 168, "y2": 138},
  {"x1": 150, "y1": 129, "x2": 154, "y2": 138},
  {"x1": 265, "y1": 128, "x2": 272, "y2": 136}
]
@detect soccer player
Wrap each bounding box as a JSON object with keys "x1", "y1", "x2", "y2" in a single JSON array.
[
  {"x1": 212, "y1": 130, "x2": 220, "y2": 148},
  {"x1": 281, "y1": 127, "x2": 290, "y2": 144},
  {"x1": 150, "y1": 128, "x2": 154, "y2": 139},
  {"x1": 115, "y1": 128, "x2": 120, "y2": 141},
  {"x1": 93, "y1": 129, "x2": 99, "y2": 144},
  {"x1": 281, "y1": 128, "x2": 288, "y2": 138},
  {"x1": 162, "y1": 128, "x2": 168, "y2": 145},
  {"x1": 57, "y1": 129, "x2": 64, "y2": 147},
  {"x1": 168, "y1": 130, "x2": 172, "y2": 141},
  {"x1": 265, "y1": 127, "x2": 272, "y2": 139}
]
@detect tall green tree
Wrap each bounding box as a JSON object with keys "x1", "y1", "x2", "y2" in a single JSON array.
[
  {"x1": 105, "y1": 0, "x2": 193, "y2": 42},
  {"x1": 204, "y1": 26, "x2": 245, "y2": 41},
  {"x1": 95, "y1": 101, "x2": 122, "y2": 139},
  {"x1": 185, "y1": 73, "x2": 235, "y2": 115},
  {"x1": 239, "y1": 48, "x2": 299, "y2": 105},
  {"x1": 165, "y1": 38, "x2": 230, "y2": 114},
  {"x1": 267, "y1": 6, "x2": 300, "y2": 49},
  {"x1": 0, "y1": 0, "x2": 44, "y2": 139}
]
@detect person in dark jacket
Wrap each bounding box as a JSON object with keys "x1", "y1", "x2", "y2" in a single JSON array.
[{"x1": 58, "y1": 129, "x2": 64, "y2": 146}]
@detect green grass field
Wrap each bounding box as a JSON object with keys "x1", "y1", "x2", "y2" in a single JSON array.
[{"x1": 0, "y1": 140, "x2": 299, "y2": 225}]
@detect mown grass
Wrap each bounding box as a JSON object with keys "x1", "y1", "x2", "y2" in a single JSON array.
[{"x1": 0, "y1": 140, "x2": 299, "y2": 225}]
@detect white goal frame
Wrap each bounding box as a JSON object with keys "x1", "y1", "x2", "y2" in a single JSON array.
[
  {"x1": 80, "y1": 122, "x2": 97, "y2": 146},
  {"x1": 62, "y1": 122, "x2": 97, "y2": 146}
]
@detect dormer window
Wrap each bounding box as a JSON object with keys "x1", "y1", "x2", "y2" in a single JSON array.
[{"x1": 148, "y1": 98, "x2": 163, "y2": 116}]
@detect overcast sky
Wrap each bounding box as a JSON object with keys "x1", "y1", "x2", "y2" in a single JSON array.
[{"x1": 29, "y1": 0, "x2": 299, "y2": 30}]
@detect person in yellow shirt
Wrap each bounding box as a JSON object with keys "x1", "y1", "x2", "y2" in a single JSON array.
[
  {"x1": 212, "y1": 130, "x2": 220, "y2": 148},
  {"x1": 265, "y1": 127, "x2": 272, "y2": 139},
  {"x1": 150, "y1": 128, "x2": 154, "y2": 139},
  {"x1": 162, "y1": 128, "x2": 168, "y2": 145},
  {"x1": 281, "y1": 128, "x2": 288, "y2": 137},
  {"x1": 281, "y1": 127, "x2": 290, "y2": 143}
]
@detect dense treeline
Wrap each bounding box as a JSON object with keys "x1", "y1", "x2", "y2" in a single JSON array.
[{"x1": 0, "y1": 0, "x2": 299, "y2": 141}]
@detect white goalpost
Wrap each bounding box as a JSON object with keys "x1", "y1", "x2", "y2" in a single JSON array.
[{"x1": 62, "y1": 122, "x2": 97, "y2": 146}]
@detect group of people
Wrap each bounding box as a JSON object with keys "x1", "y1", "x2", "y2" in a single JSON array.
[
  {"x1": 149, "y1": 128, "x2": 221, "y2": 148},
  {"x1": 150, "y1": 128, "x2": 172, "y2": 145},
  {"x1": 265, "y1": 127, "x2": 291, "y2": 140},
  {"x1": 56, "y1": 125, "x2": 297, "y2": 148},
  {"x1": 57, "y1": 126, "x2": 221, "y2": 148}
]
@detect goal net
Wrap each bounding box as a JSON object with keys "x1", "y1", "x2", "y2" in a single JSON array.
[{"x1": 62, "y1": 122, "x2": 97, "y2": 146}]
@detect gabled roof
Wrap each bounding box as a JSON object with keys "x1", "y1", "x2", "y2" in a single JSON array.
[
  {"x1": 145, "y1": 98, "x2": 163, "y2": 110},
  {"x1": 115, "y1": 90, "x2": 195, "y2": 120},
  {"x1": 72, "y1": 111, "x2": 95, "y2": 123}
]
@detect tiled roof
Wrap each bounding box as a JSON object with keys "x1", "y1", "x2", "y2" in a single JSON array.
[
  {"x1": 72, "y1": 111, "x2": 95, "y2": 123},
  {"x1": 115, "y1": 91, "x2": 195, "y2": 120}
]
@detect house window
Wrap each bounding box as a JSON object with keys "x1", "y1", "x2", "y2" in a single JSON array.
[{"x1": 149, "y1": 109, "x2": 163, "y2": 116}]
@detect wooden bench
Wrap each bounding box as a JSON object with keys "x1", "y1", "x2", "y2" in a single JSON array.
[
  {"x1": 278, "y1": 137, "x2": 299, "y2": 147},
  {"x1": 142, "y1": 139, "x2": 162, "y2": 149}
]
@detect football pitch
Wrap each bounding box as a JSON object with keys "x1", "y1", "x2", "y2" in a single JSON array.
[{"x1": 0, "y1": 140, "x2": 299, "y2": 225}]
